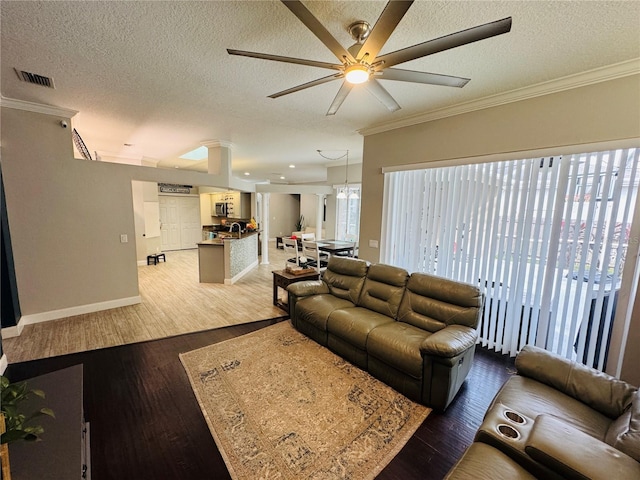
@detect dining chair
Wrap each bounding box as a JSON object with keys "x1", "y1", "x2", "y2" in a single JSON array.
[
  {"x1": 301, "y1": 232, "x2": 316, "y2": 241},
  {"x1": 283, "y1": 237, "x2": 300, "y2": 268},
  {"x1": 301, "y1": 240, "x2": 328, "y2": 273}
]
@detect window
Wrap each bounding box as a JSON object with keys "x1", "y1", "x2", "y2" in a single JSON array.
[
  {"x1": 335, "y1": 185, "x2": 361, "y2": 241},
  {"x1": 381, "y1": 148, "x2": 640, "y2": 370}
]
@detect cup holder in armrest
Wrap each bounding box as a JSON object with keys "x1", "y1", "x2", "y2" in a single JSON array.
[
  {"x1": 497, "y1": 424, "x2": 521, "y2": 440},
  {"x1": 504, "y1": 410, "x2": 526, "y2": 424}
]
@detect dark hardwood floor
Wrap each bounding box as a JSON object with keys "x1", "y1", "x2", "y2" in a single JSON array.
[{"x1": 6, "y1": 319, "x2": 515, "y2": 480}]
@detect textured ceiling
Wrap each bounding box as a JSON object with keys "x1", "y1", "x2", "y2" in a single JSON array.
[{"x1": 1, "y1": 1, "x2": 639, "y2": 184}]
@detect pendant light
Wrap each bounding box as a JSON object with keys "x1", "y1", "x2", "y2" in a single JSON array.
[
  {"x1": 336, "y1": 150, "x2": 348, "y2": 199},
  {"x1": 317, "y1": 149, "x2": 353, "y2": 200}
]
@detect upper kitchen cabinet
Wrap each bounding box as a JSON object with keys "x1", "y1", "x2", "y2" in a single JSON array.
[{"x1": 211, "y1": 191, "x2": 252, "y2": 219}]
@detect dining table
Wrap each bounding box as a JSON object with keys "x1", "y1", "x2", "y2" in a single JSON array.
[{"x1": 317, "y1": 239, "x2": 356, "y2": 257}]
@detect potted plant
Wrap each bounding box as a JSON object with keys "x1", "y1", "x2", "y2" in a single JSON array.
[
  {"x1": 295, "y1": 215, "x2": 305, "y2": 232},
  {"x1": 1, "y1": 375, "x2": 55, "y2": 479}
]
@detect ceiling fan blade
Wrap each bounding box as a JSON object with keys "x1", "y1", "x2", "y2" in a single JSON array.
[
  {"x1": 326, "y1": 81, "x2": 353, "y2": 116},
  {"x1": 378, "y1": 68, "x2": 470, "y2": 88},
  {"x1": 281, "y1": 0, "x2": 355, "y2": 63},
  {"x1": 227, "y1": 49, "x2": 342, "y2": 71},
  {"x1": 355, "y1": 1, "x2": 414, "y2": 61},
  {"x1": 375, "y1": 17, "x2": 512, "y2": 68},
  {"x1": 365, "y1": 79, "x2": 401, "y2": 112},
  {"x1": 269, "y1": 73, "x2": 343, "y2": 99}
]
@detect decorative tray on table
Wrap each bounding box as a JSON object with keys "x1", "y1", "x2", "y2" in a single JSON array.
[{"x1": 286, "y1": 265, "x2": 316, "y2": 275}]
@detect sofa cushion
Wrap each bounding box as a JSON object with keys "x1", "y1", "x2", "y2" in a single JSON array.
[
  {"x1": 605, "y1": 389, "x2": 640, "y2": 462},
  {"x1": 322, "y1": 257, "x2": 369, "y2": 303},
  {"x1": 327, "y1": 307, "x2": 395, "y2": 350},
  {"x1": 296, "y1": 294, "x2": 356, "y2": 331},
  {"x1": 367, "y1": 322, "x2": 431, "y2": 379},
  {"x1": 357, "y1": 263, "x2": 408, "y2": 318},
  {"x1": 444, "y1": 442, "x2": 538, "y2": 480},
  {"x1": 490, "y1": 375, "x2": 612, "y2": 440},
  {"x1": 397, "y1": 273, "x2": 483, "y2": 332},
  {"x1": 516, "y1": 345, "x2": 637, "y2": 419},
  {"x1": 526, "y1": 414, "x2": 640, "y2": 480}
]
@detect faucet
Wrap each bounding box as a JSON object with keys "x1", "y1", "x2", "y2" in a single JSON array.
[{"x1": 230, "y1": 222, "x2": 242, "y2": 238}]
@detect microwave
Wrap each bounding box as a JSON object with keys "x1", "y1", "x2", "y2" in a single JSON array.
[{"x1": 214, "y1": 202, "x2": 227, "y2": 216}]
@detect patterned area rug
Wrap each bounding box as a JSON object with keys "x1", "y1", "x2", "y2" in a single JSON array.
[{"x1": 180, "y1": 321, "x2": 431, "y2": 480}]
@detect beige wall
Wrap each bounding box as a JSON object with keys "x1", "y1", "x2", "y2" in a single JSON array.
[
  {"x1": 358, "y1": 74, "x2": 640, "y2": 383},
  {"x1": 621, "y1": 285, "x2": 640, "y2": 385},
  {"x1": 1, "y1": 107, "x2": 139, "y2": 315},
  {"x1": 1, "y1": 107, "x2": 249, "y2": 319},
  {"x1": 268, "y1": 193, "x2": 300, "y2": 238},
  {"x1": 359, "y1": 75, "x2": 640, "y2": 264}
]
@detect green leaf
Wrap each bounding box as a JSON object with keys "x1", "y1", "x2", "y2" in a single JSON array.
[{"x1": 31, "y1": 389, "x2": 46, "y2": 399}]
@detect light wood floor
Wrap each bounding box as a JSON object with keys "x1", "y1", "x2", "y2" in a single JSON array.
[{"x1": 3, "y1": 242, "x2": 293, "y2": 363}]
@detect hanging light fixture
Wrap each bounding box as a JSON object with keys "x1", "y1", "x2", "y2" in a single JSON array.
[
  {"x1": 339, "y1": 150, "x2": 351, "y2": 199},
  {"x1": 317, "y1": 149, "x2": 352, "y2": 199}
]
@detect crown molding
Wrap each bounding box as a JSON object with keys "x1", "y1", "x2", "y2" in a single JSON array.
[
  {"x1": 0, "y1": 96, "x2": 78, "y2": 118},
  {"x1": 359, "y1": 58, "x2": 640, "y2": 137},
  {"x1": 201, "y1": 140, "x2": 234, "y2": 149}
]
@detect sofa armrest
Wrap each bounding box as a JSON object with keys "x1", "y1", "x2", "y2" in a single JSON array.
[
  {"x1": 525, "y1": 414, "x2": 640, "y2": 480},
  {"x1": 420, "y1": 325, "x2": 478, "y2": 358},
  {"x1": 287, "y1": 280, "x2": 328, "y2": 298},
  {"x1": 516, "y1": 345, "x2": 636, "y2": 418}
]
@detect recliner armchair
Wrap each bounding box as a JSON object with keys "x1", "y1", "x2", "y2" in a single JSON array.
[{"x1": 445, "y1": 345, "x2": 640, "y2": 479}]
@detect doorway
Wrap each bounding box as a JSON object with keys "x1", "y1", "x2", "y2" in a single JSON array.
[{"x1": 159, "y1": 195, "x2": 201, "y2": 251}]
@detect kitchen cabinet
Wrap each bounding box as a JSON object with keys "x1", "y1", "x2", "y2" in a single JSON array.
[{"x1": 211, "y1": 191, "x2": 251, "y2": 219}]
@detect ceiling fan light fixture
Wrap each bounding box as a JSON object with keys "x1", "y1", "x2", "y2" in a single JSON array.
[{"x1": 345, "y1": 65, "x2": 369, "y2": 84}]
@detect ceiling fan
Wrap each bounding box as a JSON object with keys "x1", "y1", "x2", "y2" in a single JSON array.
[{"x1": 228, "y1": 0, "x2": 512, "y2": 116}]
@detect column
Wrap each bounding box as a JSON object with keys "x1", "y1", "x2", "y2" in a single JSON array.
[
  {"x1": 316, "y1": 194, "x2": 324, "y2": 240},
  {"x1": 261, "y1": 193, "x2": 270, "y2": 265},
  {"x1": 202, "y1": 140, "x2": 233, "y2": 184}
]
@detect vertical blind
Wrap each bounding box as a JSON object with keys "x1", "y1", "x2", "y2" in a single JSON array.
[{"x1": 381, "y1": 148, "x2": 639, "y2": 367}]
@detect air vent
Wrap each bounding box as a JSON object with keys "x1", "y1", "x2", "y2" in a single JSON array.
[{"x1": 14, "y1": 68, "x2": 55, "y2": 88}]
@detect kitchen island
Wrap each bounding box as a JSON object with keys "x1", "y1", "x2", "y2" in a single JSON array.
[{"x1": 197, "y1": 231, "x2": 259, "y2": 284}]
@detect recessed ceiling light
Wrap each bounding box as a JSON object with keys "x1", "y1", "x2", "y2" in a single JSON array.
[
  {"x1": 244, "y1": 172, "x2": 250, "y2": 176},
  {"x1": 280, "y1": 176, "x2": 285, "y2": 180},
  {"x1": 289, "y1": 164, "x2": 295, "y2": 168}
]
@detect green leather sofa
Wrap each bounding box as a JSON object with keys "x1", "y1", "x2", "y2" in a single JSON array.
[
  {"x1": 287, "y1": 256, "x2": 484, "y2": 411},
  {"x1": 445, "y1": 345, "x2": 640, "y2": 479}
]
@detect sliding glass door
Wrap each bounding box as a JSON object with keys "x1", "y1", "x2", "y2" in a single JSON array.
[
  {"x1": 381, "y1": 148, "x2": 639, "y2": 369},
  {"x1": 335, "y1": 185, "x2": 361, "y2": 241}
]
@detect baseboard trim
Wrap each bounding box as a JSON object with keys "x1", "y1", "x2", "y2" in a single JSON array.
[
  {"x1": 1, "y1": 296, "x2": 142, "y2": 338},
  {"x1": 0, "y1": 354, "x2": 7, "y2": 374},
  {"x1": 1, "y1": 322, "x2": 24, "y2": 338},
  {"x1": 224, "y1": 260, "x2": 259, "y2": 285}
]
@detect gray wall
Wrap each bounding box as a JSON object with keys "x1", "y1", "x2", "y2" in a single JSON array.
[
  {"x1": 0, "y1": 106, "x2": 248, "y2": 318},
  {"x1": 268, "y1": 193, "x2": 300, "y2": 238},
  {"x1": 358, "y1": 75, "x2": 640, "y2": 264},
  {"x1": 357, "y1": 74, "x2": 640, "y2": 385}
]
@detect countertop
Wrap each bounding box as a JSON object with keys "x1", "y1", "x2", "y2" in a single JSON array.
[{"x1": 198, "y1": 231, "x2": 259, "y2": 246}]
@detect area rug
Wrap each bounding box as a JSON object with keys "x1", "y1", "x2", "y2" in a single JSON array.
[{"x1": 180, "y1": 321, "x2": 431, "y2": 480}]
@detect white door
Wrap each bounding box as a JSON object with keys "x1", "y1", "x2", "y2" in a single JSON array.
[
  {"x1": 159, "y1": 196, "x2": 181, "y2": 251},
  {"x1": 178, "y1": 197, "x2": 202, "y2": 249}
]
